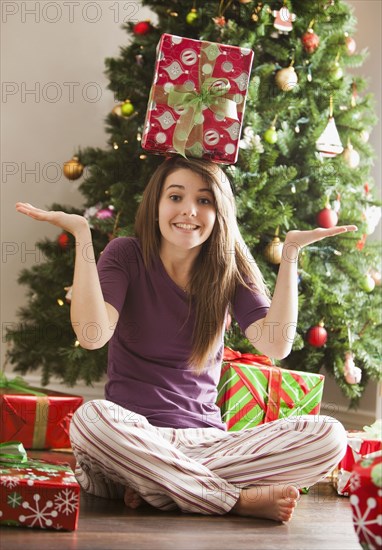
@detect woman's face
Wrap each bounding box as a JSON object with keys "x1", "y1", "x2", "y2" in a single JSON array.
[{"x1": 158, "y1": 168, "x2": 217, "y2": 256}]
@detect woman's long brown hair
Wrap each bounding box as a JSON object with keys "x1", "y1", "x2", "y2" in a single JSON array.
[{"x1": 134, "y1": 156, "x2": 269, "y2": 373}]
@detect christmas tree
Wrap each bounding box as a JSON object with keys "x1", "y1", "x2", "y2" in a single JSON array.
[{"x1": 6, "y1": 0, "x2": 381, "y2": 402}]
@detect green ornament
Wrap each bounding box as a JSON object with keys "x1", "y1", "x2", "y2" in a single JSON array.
[
  {"x1": 362, "y1": 273, "x2": 375, "y2": 293},
  {"x1": 121, "y1": 100, "x2": 135, "y2": 117},
  {"x1": 186, "y1": 9, "x2": 198, "y2": 25},
  {"x1": 264, "y1": 126, "x2": 278, "y2": 144},
  {"x1": 331, "y1": 62, "x2": 343, "y2": 80}
]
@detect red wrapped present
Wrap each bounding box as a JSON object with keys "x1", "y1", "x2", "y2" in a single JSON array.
[
  {"x1": 0, "y1": 441, "x2": 80, "y2": 530},
  {"x1": 217, "y1": 348, "x2": 324, "y2": 430},
  {"x1": 349, "y1": 451, "x2": 382, "y2": 550},
  {"x1": 336, "y1": 428, "x2": 382, "y2": 496},
  {"x1": 0, "y1": 374, "x2": 83, "y2": 449},
  {"x1": 141, "y1": 33, "x2": 254, "y2": 164}
]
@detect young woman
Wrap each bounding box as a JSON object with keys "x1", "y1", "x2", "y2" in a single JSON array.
[{"x1": 16, "y1": 156, "x2": 356, "y2": 522}]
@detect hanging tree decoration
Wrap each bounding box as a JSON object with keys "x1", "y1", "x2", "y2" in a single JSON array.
[
  {"x1": 301, "y1": 19, "x2": 320, "y2": 54},
  {"x1": 133, "y1": 21, "x2": 153, "y2": 35},
  {"x1": 186, "y1": 8, "x2": 199, "y2": 25},
  {"x1": 316, "y1": 195, "x2": 339, "y2": 228},
  {"x1": 63, "y1": 155, "x2": 84, "y2": 181},
  {"x1": 213, "y1": 0, "x2": 236, "y2": 27},
  {"x1": 264, "y1": 227, "x2": 284, "y2": 265},
  {"x1": 306, "y1": 321, "x2": 328, "y2": 347},
  {"x1": 344, "y1": 32, "x2": 357, "y2": 55},
  {"x1": 316, "y1": 96, "x2": 344, "y2": 158},
  {"x1": 263, "y1": 115, "x2": 278, "y2": 144},
  {"x1": 272, "y1": 1, "x2": 296, "y2": 35},
  {"x1": 344, "y1": 328, "x2": 362, "y2": 384},
  {"x1": 275, "y1": 59, "x2": 298, "y2": 92},
  {"x1": 112, "y1": 99, "x2": 135, "y2": 118},
  {"x1": 57, "y1": 232, "x2": 70, "y2": 250},
  {"x1": 251, "y1": 2, "x2": 263, "y2": 22},
  {"x1": 361, "y1": 272, "x2": 376, "y2": 293},
  {"x1": 330, "y1": 51, "x2": 343, "y2": 80},
  {"x1": 342, "y1": 140, "x2": 360, "y2": 169}
]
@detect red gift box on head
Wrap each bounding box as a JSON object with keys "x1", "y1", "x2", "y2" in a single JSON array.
[
  {"x1": 349, "y1": 451, "x2": 382, "y2": 550},
  {"x1": 0, "y1": 375, "x2": 83, "y2": 449},
  {"x1": 0, "y1": 441, "x2": 80, "y2": 531},
  {"x1": 141, "y1": 34, "x2": 254, "y2": 164}
]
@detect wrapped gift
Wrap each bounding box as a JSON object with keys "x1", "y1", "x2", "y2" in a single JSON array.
[
  {"x1": 335, "y1": 424, "x2": 382, "y2": 496},
  {"x1": 349, "y1": 451, "x2": 382, "y2": 550},
  {"x1": 0, "y1": 441, "x2": 80, "y2": 530},
  {"x1": 217, "y1": 348, "x2": 324, "y2": 430},
  {"x1": 141, "y1": 33, "x2": 254, "y2": 164},
  {"x1": 0, "y1": 374, "x2": 83, "y2": 449}
]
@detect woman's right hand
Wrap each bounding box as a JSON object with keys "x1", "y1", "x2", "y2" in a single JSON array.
[{"x1": 15, "y1": 202, "x2": 89, "y2": 237}]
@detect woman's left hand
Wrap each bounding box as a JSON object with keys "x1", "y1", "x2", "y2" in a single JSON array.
[{"x1": 284, "y1": 225, "x2": 357, "y2": 259}]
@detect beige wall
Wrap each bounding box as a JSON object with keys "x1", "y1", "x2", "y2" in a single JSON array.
[{"x1": 1, "y1": 1, "x2": 381, "y2": 425}]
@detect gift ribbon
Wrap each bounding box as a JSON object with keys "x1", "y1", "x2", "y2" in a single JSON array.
[
  {"x1": 0, "y1": 441, "x2": 28, "y2": 465},
  {"x1": 158, "y1": 40, "x2": 239, "y2": 158},
  {"x1": 168, "y1": 77, "x2": 238, "y2": 157},
  {"x1": 0, "y1": 372, "x2": 46, "y2": 396},
  {"x1": 1, "y1": 373, "x2": 50, "y2": 448},
  {"x1": 0, "y1": 440, "x2": 74, "y2": 472},
  {"x1": 223, "y1": 346, "x2": 273, "y2": 366},
  {"x1": 222, "y1": 348, "x2": 281, "y2": 423}
]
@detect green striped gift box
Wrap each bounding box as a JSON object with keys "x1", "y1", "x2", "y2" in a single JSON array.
[{"x1": 217, "y1": 351, "x2": 325, "y2": 431}]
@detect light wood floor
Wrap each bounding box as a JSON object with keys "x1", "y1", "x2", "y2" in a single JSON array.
[{"x1": 1, "y1": 451, "x2": 361, "y2": 550}]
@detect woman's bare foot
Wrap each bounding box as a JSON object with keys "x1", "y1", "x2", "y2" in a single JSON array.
[
  {"x1": 124, "y1": 486, "x2": 143, "y2": 509},
  {"x1": 231, "y1": 485, "x2": 300, "y2": 522}
]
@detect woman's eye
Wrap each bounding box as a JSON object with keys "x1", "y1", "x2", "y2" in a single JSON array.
[
  {"x1": 169, "y1": 194, "x2": 181, "y2": 201},
  {"x1": 199, "y1": 198, "x2": 212, "y2": 205}
]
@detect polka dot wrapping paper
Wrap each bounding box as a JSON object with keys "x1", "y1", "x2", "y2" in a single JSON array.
[{"x1": 141, "y1": 34, "x2": 254, "y2": 165}]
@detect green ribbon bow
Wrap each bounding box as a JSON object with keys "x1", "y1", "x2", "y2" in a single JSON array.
[
  {"x1": 0, "y1": 441, "x2": 28, "y2": 465},
  {"x1": 0, "y1": 441, "x2": 72, "y2": 472},
  {"x1": 0, "y1": 372, "x2": 46, "y2": 396},
  {"x1": 167, "y1": 76, "x2": 238, "y2": 158}
]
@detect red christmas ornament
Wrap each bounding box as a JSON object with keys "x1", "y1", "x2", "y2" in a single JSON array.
[
  {"x1": 133, "y1": 21, "x2": 152, "y2": 36},
  {"x1": 58, "y1": 233, "x2": 70, "y2": 250},
  {"x1": 307, "y1": 323, "x2": 328, "y2": 347},
  {"x1": 316, "y1": 205, "x2": 338, "y2": 228},
  {"x1": 301, "y1": 29, "x2": 320, "y2": 54}
]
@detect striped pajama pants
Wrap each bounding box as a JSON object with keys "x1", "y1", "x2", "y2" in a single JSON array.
[{"x1": 69, "y1": 399, "x2": 347, "y2": 515}]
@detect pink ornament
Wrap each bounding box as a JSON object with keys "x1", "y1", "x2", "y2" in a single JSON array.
[
  {"x1": 344, "y1": 351, "x2": 362, "y2": 384},
  {"x1": 96, "y1": 207, "x2": 114, "y2": 220},
  {"x1": 345, "y1": 36, "x2": 357, "y2": 55}
]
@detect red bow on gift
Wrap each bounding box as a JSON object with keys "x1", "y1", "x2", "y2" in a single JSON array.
[{"x1": 223, "y1": 347, "x2": 273, "y2": 366}]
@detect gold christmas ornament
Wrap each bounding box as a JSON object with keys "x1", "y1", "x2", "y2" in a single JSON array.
[
  {"x1": 275, "y1": 66, "x2": 298, "y2": 92},
  {"x1": 264, "y1": 234, "x2": 284, "y2": 264},
  {"x1": 342, "y1": 142, "x2": 360, "y2": 168},
  {"x1": 63, "y1": 156, "x2": 84, "y2": 180}
]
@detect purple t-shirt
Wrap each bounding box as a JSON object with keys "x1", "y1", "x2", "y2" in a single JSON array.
[{"x1": 97, "y1": 237, "x2": 269, "y2": 430}]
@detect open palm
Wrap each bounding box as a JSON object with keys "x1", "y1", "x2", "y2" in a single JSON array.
[
  {"x1": 15, "y1": 202, "x2": 89, "y2": 237},
  {"x1": 286, "y1": 225, "x2": 358, "y2": 250}
]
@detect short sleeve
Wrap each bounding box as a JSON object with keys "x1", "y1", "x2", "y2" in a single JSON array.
[
  {"x1": 97, "y1": 237, "x2": 140, "y2": 314},
  {"x1": 232, "y1": 283, "x2": 270, "y2": 333}
]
